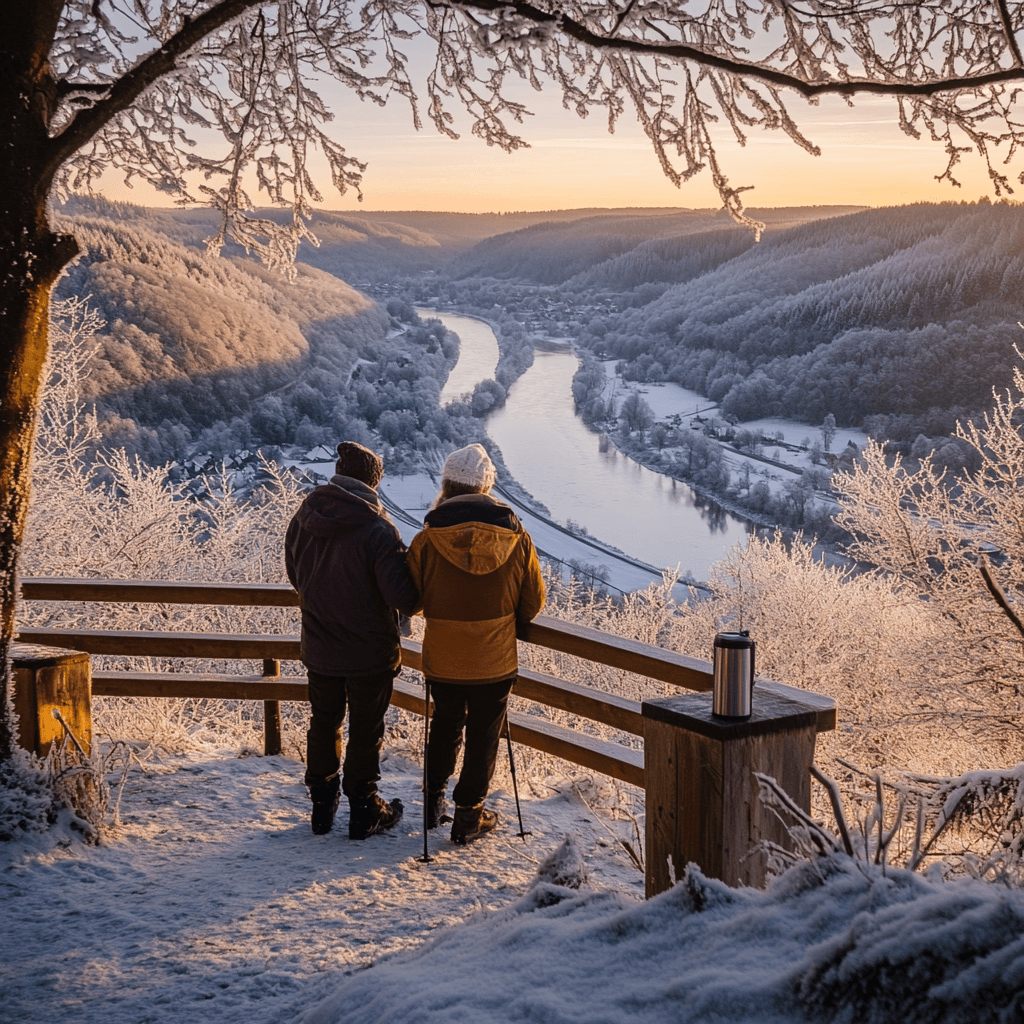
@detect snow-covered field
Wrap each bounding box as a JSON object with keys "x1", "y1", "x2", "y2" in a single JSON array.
[
  {"x1": 5, "y1": 747, "x2": 1024, "y2": 1024},
  {"x1": 600, "y1": 363, "x2": 868, "y2": 507},
  {"x1": 602, "y1": 363, "x2": 867, "y2": 471}
]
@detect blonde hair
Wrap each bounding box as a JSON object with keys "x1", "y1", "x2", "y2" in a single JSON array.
[{"x1": 430, "y1": 478, "x2": 491, "y2": 509}]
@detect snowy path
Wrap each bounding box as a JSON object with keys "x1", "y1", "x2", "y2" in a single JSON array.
[
  {"x1": 6, "y1": 754, "x2": 1024, "y2": 1024},
  {"x1": 0, "y1": 752, "x2": 643, "y2": 1024}
]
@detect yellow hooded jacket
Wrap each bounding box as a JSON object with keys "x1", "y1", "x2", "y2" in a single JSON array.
[{"x1": 408, "y1": 493, "x2": 545, "y2": 684}]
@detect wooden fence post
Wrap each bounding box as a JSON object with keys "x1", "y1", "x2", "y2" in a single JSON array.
[
  {"x1": 263, "y1": 659, "x2": 282, "y2": 756},
  {"x1": 642, "y1": 689, "x2": 821, "y2": 896},
  {"x1": 11, "y1": 643, "x2": 92, "y2": 758}
]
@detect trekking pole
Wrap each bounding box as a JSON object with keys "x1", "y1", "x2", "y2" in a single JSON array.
[
  {"x1": 504, "y1": 709, "x2": 531, "y2": 841},
  {"x1": 419, "y1": 678, "x2": 433, "y2": 864}
]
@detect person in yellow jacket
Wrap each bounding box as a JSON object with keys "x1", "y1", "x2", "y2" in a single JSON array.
[{"x1": 408, "y1": 443, "x2": 545, "y2": 844}]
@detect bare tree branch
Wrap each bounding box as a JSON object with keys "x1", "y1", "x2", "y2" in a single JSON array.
[
  {"x1": 456, "y1": 0, "x2": 1024, "y2": 97},
  {"x1": 979, "y1": 557, "x2": 1024, "y2": 641},
  {"x1": 996, "y1": 0, "x2": 1024, "y2": 69},
  {"x1": 49, "y1": 0, "x2": 266, "y2": 174}
]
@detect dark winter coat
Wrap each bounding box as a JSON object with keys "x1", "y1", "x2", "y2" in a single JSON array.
[
  {"x1": 407, "y1": 493, "x2": 545, "y2": 684},
  {"x1": 285, "y1": 475, "x2": 419, "y2": 677}
]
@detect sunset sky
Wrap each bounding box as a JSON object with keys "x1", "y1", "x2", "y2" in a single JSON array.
[{"x1": 97, "y1": 60, "x2": 1000, "y2": 214}]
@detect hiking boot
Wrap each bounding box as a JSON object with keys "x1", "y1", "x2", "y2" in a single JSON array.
[
  {"x1": 348, "y1": 795, "x2": 404, "y2": 840},
  {"x1": 426, "y1": 790, "x2": 451, "y2": 830},
  {"x1": 308, "y1": 777, "x2": 340, "y2": 836},
  {"x1": 451, "y1": 803, "x2": 500, "y2": 845}
]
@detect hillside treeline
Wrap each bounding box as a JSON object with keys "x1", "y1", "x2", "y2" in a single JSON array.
[
  {"x1": 54, "y1": 198, "x2": 1024, "y2": 463},
  {"x1": 573, "y1": 201, "x2": 1023, "y2": 435},
  {"x1": 447, "y1": 206, "x2": 860, "y2": 286},
  {"x1": 53, "y1": 205, "x2": 481, "y2": 464}
]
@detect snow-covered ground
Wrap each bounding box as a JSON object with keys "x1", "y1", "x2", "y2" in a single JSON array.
[
  {"x1": 5, "y1": 747, "x2": 1024, "y2": 1024},
  {"x1": 735, "y1": 414, "x2": 866, "y2": 457},
  {"x1": 601, "y1": 364, "x2": 868, "y2": 504},
  {"x1": 605, "y1": 372, "x2": 714, "y2": 422},
  {"x1": 602, "y1": 363, "x2": 867, "y2": 471},
  {"x1": 302, "y1": 852, "x2": 1024, "y2": 1024},
  {"x1": 0, "y1": 749, "x2": 642, "y2": 1024}
]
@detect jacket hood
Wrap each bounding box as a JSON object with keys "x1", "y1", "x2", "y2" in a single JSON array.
[
  {"x1": 423, "y1": 494, "x2": 522, "y2": 574},
  {"x1": 295, "y1": 475, "x2": 385, "y2": 537}
]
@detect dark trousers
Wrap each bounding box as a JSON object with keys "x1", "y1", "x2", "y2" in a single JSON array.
[
  {"x1": 305, "y1": 668, "x2": 395, "y2": 801},
  {"x1": 426, "y1": 678, "x2": 514, "y2": 809}
]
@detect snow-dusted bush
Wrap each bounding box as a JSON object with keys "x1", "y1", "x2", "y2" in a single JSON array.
[
  {"x1": 298, "y1": 849, "x2": 1024, "y2": 1024},
  {"x1": 834, "y1": 364, "x2": 1024, "y2": 759},
  {"x1": 0, "y1": 750, "x2": 56, "y2": 842},
  {"x1": 758, "y1": 758, "x2": 1024, "y2": 885},
  {"x1": 18, "y1": 299, "x2": 311, "y2": 762}
]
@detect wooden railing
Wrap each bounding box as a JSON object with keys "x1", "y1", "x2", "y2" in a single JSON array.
[{"x1": 17, "y1": 577, "x2": 835, "y2": 792}]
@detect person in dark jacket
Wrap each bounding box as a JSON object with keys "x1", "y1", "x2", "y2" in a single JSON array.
[
  {"x1": 408, "y1": 444, "x2": 545, "y2": 844},
  {"x1": 285, "y1": 441, "x2": 418, "y2": 839}
]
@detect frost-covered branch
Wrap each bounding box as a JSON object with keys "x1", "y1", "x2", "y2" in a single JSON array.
[{"x1": 43, "y1": 0, "x2": 1024, "y2": 259}]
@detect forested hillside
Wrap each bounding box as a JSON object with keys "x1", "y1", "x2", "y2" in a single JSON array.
[
  {"x1": 448, "y1": 207, "x2": 862, "y2": 285},
  {"x1": 575, "y1": 201, "x2": 1024, "y2": 436},
  {"x1": 53, "y1": 198, "x2": 1019, "y2": 462},
  {"x1": 52, "y1": 203, "x2": 475, "y2": 464}
]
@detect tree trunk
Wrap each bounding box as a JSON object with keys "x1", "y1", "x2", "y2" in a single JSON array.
[{"x1": 0, "y1": 5, "x2": 79, "y2": 760}]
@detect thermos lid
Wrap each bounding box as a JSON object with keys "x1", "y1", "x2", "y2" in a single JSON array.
[{"x1": 714, "y1": 630, "x2": 753, "y2": 649}]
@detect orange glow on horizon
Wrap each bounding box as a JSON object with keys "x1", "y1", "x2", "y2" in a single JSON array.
[{"x1": 93, "y1": 94, "x2": 997, "y2": 214}]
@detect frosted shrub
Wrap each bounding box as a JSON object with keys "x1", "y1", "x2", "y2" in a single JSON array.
[
  {"x1": 0, "y1": 750, "x2": 57, "y2": 842},
  {"x1": 836, "y1": 378, "x2": 1024, "y2": 763},
  {"x1": 669, "y1": 532, "x2": 1014, "y2": 776},
  {"x1": 18, "y1": 301, "x2": 309, "y2": 761},
  {"x1": 44, "y1": 711, "x2": 135, "y2": 843},
  {"x1": 757, "y1": 759, "x2": 1024, "y2": 887}
]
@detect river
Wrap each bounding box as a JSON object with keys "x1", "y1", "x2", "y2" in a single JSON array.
[
  {"x1": 417, "y1": 308, "x2": 751, "y2": 580},
  {"x1": 418, "y1": 308, "x2": 501, "y2": 406}
]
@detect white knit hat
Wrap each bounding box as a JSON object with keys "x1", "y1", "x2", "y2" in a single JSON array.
[{"x1": 442, "y1": 444, "x2": 496, "y2": 490}]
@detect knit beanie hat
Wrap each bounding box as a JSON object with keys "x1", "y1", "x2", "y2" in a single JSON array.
[
  {"x1": 442, "y1": 444, "x2": 496, "y2": 491},
  {"x1": 335, "y1": 441, "x2": 384, "y2": 489}
]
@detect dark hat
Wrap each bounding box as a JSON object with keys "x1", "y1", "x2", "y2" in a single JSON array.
[{"x1": 335, "y1": 441, "x2": 384, "y2": 489}]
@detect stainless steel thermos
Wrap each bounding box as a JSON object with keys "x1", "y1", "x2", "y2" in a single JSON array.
[{"x1": 712, "y1": 631, "x2": 756, "y2": 718}]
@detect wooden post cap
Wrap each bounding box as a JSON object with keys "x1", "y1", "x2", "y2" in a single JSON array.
[
  {"x1": 11, "y1": 642, "x2": 91, "y2": 667},
  {"x1": 11, "y1": 642, "x2": 92, "y2": 759},
  {"x1": 642, "y1": 689, "x2": 822, "y2": 741}
]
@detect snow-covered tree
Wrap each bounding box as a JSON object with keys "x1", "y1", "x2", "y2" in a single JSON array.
[
  {"x1": 619, "y1": 391, "x2": 655, "y2": 436},
  {"x1": 820, "y1": 413, "x2": 838, "y2": 454},
  {"x1": 5, "y1": 2, "x2": 1024, "y2": 760},
  {"x1": 830, "y1": 368, "x2": 1024, "y2": 754}
]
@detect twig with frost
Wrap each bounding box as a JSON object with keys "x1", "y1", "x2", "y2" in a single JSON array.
[
  {"x1": 809, "y1": 765, "x2": 855, "y2": 856},
  {"x1": 49, "y1": 710, "x2": 142, "y2": 838},
  {"x1": 979, "y1": 557, "x2": 1024, "y2": 641},
  {"x1": 754, "y1": 772, "x2": 853, "y2": 866},
  {"x1": 571, "y1": 778, "x2": 643, "y2": 872}
]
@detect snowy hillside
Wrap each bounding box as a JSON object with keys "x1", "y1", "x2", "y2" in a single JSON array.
[{"x1": 586, "y1": 200, "x2": 1024, "y2": 431}]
